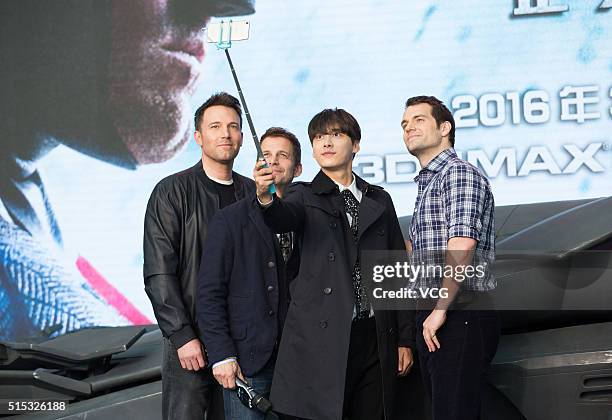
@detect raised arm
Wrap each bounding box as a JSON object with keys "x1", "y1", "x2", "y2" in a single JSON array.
[{"x1": 253, "y1": 159, "x2": 306, "y2": 233}]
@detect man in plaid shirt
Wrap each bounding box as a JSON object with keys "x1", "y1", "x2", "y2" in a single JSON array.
[{"x1": 402, "y1": 96, "x2": 499, "y2": 420}]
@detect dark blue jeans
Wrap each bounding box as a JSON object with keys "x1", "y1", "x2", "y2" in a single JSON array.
[
  {"x1": 223, "y1": 359, "x2": 275, "y2": 420},
  {"x1": 416, "y1": 310, "x2": 500, "y2": 420}
]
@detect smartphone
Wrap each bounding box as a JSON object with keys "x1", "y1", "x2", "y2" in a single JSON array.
[{"x1": 206, "y1": 20, "x2": 250, "y2": 44}]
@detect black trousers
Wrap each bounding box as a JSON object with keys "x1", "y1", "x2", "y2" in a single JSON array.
[
  {"x1": 343, "y1": 316, "x2": 384, "y2": 420},
  {"x1": 280, "y1": 317, "x2": 383, "y2": 420},
  {"x1": 416, "y1": 310, "x2": 500, "y2": 420},
  {"x1": 161, "y1": 337, "x2": 224, "y2": 420}
]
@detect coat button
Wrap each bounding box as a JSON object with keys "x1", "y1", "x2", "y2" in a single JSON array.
[
  {"x1": 268, "y1": 310, "x2": 275, "y2": 316},
  {"x1": 320, "y1": 321, "x2": 328, "y2": 329},
  {"x1": 329, "y1": 221, "x2": 337, "y2": 229},
  {"x1": 328, "y1": 252, "x2": 335, "y2": 261},
  {"x1": 378, "y1": 229, "x2": 385, "y2": 236},
  {"x1": 267, "y1": 285, "x2": 275, "y2": 292},
  {"x1": 267, "y1": 261, "x2": 275, "y2": 268},
  {"x1": 333, "y1": 210, "x2": 340, "y2": 217},
  {"x1": 388, "y1": 327, "x2": 395, "y2": 334},
  {"x1": 323, "y1": 287, "x2": 332, "y2": 295}
]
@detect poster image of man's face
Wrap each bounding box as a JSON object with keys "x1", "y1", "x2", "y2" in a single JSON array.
[
  {"x1": 0, "y1": 0, "x2": 255, "y2": 342},
  {"x1": 1, "y1": 0, "x2": 254, "y2": 169},
  {"x1": 107, "y1": 0, "x2": 210, "y2": 165}
]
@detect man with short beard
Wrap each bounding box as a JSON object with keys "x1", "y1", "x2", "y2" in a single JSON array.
[
  {"x1": 144, "y1": 92, "x2": 254, "y2": 420},
  {"x1": 198, "y1": 127, "x2": 303, "y2": 420}
]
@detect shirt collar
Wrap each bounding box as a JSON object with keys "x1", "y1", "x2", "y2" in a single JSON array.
[
  {"x1": 311, "y1": 170, "x2": 366, "y2": 201},
  {"x1": 331, "y1": 173, "x2": 362, "y2": 201},
  {"x1": 413, "y1": 148, "x2": 457, "y2": 182}
]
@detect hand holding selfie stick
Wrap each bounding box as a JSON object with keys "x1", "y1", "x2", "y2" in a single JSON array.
[{"x1": 207, "y1": 20, "x2": 276, "y2": 195}]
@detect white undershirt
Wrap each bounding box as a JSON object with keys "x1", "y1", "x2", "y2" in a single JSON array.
[{"x1": 206, "y1": 173, "x2": 234, "y2": 185}]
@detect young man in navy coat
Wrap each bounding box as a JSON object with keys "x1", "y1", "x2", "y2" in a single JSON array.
[
  {"x1": 197, "y1": 127, "x2": 302, "y2": 420},
  {"x1": 254, "y1": 109, "x2": 415, "y2": 420}
]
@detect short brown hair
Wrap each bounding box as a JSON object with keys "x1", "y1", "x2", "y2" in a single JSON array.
[
  {"x1": 405, "y1": 96, "x2": 455, "y2": 147},
  {"x1": 194, "y1": 92, "x2": 242, "y2": 131},
  {"x1": 260, "y1": 127, "x2": 301, "y2": 166}
]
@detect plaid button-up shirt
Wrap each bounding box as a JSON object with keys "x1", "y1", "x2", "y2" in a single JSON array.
[{"x1": 409, "y1": 148, "x2": 496, "y2": 291}]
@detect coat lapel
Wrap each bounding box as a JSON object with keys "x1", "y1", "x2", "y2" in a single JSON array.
[
  {"x1": 303, "y1": 193, "x2": 340, "y2": 218},
  {"x1": 357, "y1": 195, "x2": 385, "y2": 243}
]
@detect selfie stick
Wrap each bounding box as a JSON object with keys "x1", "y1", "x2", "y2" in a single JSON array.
[{"x1": 209, "y1": 20, "x2": 276, "y2": 194}]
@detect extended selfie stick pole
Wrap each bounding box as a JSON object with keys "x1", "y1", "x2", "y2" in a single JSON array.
[
  {"x1": 223, "y1": 49, "x2": 267, "y2": 161},
  {"x1": 214, "y1": 21, "x2": 276, "y2": 194}
]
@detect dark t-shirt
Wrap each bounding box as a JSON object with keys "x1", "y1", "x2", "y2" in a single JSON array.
[{"x1": 212, "y1": 181, "x2": 237, "y2": 209}]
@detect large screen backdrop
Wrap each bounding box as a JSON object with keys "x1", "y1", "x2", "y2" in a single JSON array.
[{"x1": 1, "y1": 0, "x2": 610, "y2": 339}]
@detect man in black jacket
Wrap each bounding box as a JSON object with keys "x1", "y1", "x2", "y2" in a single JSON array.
[
  {"x1": 198, "y1": 127, "x2": 302, "y2": 420},
  {"x1": 254, "y1": 109, "x2": 415, "y2": 420},
  {"x1": 143, "y1": 92, "x2": 254, "y2": 420}
]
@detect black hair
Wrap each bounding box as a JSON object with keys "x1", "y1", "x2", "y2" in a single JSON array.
[
  {"x1": 307, "y1": 108, "x2": 361, "y2": 144},
  {"x1": 405, "y1": 96, "x2": 455, "y2": 146}
]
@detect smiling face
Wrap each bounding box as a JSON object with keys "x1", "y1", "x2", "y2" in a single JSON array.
[
  {"x1": 401, "y1": 102, "x2": 451, "y2": 162},
  {"x1": 195, "y1": 105, "x2": 243, "y2": 164},
  {"x1": 107, "y1": 0, "x2": 210, "y2": 165},
  {"x1": 261, "y1": 136, "x2": 302, "y2": 188}
]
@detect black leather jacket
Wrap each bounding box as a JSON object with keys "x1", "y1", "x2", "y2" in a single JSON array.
[{"x1": 143, "y1": 162, "x2": 254, "y2": 348}]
